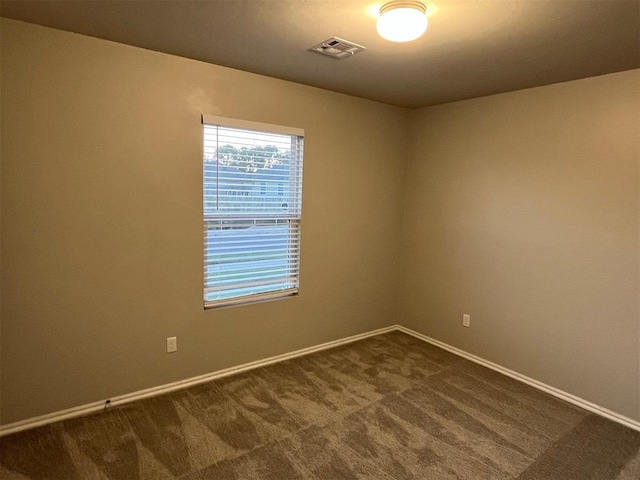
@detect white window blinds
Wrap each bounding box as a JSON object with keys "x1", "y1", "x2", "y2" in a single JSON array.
[{"x1": 202, "y1": 115, "x2": 304, "y2": 308}]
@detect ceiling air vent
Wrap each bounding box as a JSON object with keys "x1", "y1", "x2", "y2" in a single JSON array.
[{"x1": 310, "y1": 37, "x2": 366, "y2": 59}]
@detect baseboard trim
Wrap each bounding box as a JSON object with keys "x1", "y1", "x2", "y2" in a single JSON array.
[
  {"x1": 395, "y1": 325, "x2": 640, "y2": 433},
  {"x1": 0, "y1": 325, "x2": 396, "y2": 437},
  {"x1": 3, "y1": 323, "x2": 638, "y2": 436}
]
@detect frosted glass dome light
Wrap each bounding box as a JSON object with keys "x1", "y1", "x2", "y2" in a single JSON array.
[{"x1": 377, "y1": 1, "x2": 428, "y2": 43}]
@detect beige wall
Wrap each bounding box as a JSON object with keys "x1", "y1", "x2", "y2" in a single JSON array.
[
  {"x1": 0, "y1": 19, "x2": 408, "y2": 424},
  {"x1": 400, "y1": 70, "x2": 640, "y2": 421},
  {"x1": 2, "y1": 18, "x2": 639, "y2": 427}
]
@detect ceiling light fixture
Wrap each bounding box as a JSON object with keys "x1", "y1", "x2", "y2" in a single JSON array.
[{"x1": 377, "y1": 1, "x2": 428, "y2": 43}]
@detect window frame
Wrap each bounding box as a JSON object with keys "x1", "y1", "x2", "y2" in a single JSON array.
[{"x1": 201, "y1": 114, "x2": 304, "y2": 309}]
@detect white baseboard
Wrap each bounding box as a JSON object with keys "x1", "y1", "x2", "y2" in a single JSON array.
[
  {"x1": 0, "y1": 325, "x2": 396, "y2": 437},
  {"x1": 2, "y1": 323, "x2": 639, "y2": 436},
  {"x1": 394, "y1": 325, "x2": 640, "y2": 433}
]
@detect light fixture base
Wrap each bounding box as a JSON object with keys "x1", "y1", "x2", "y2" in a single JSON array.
[{"x1": 379, "y1": 1, "x2": 427, "y2": 17}]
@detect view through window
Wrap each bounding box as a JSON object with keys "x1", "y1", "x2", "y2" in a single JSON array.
[{"x1": 202, "y1": 115, "x2": 304, "y2": 308}]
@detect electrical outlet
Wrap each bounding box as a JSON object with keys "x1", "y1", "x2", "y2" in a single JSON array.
[
  {"x1": 463, "y1": 314, "x2": 470, "y2": 328},
  {"x1": 167, "y1": 337, "x2": 177, "y2": 353}
]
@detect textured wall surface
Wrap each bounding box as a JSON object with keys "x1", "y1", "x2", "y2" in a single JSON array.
[
  {"x1": 0, "y1": 19, "x2": 407, "y2": 424},
  {"x1": 2, "y1": 18, "x2": 638, "y2": 426},
  {"x1": 399, "y1": 70, "x2": 640, "y2": 421}
]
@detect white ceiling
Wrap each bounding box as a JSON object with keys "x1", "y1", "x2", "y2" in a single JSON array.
[{"x1": 1, "y1": 0, "x2": 639, "y2": 108}]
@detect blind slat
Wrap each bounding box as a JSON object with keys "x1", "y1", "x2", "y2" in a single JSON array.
[
  {"x1": 204, "y1": 277, "x2": 298, "y2": 293},
  {"x1": 205, "y1": 288, "x2": 299, "y2": 308}
]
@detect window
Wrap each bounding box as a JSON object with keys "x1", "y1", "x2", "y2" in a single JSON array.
[{"x1": 202, "y1": 115, "x2": 304, "y2": 308}]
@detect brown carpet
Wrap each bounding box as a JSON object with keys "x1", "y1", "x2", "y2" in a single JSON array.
[{"x1": 1, "y1": 331, "x2": 639, "y2": 479}]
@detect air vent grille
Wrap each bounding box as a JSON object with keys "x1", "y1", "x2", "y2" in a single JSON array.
[{"x1": 310, "y1": 37, "x2": 366, "y2": 59}]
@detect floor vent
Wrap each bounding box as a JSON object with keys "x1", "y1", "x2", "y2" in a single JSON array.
[{"x1": 309, "y1": 37, "x2": 366, "y2": 59}]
